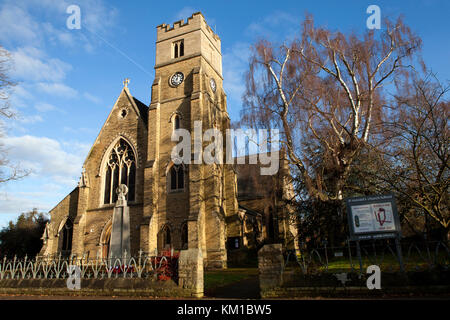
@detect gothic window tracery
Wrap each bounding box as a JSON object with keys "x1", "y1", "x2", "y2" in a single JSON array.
[
  {"x1": 104, "y1": 139, "x2": 136, "y2": 204},
  {"x1": 61, "y1": 219, "x2": 73, "y2": 255}
]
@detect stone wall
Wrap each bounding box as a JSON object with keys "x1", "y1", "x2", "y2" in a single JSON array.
[
  {"x1": 0, "y1": 278, "x2": 193, "y2": 297},
  {"x1": 40, "y1": 187, "x2": 79, "y2": 256}
]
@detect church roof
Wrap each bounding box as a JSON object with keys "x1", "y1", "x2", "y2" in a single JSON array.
[
  {"x1": 132, "y1": 97, "x2": 148, "y2": 124},
  {"x1": 81, "y1": 86, "x2": 148, "y2": 167}
]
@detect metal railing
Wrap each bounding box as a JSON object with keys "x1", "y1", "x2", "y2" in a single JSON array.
[
  {"x1": 283, "y1": 240, "x2": 450, "y2": 275},
  {"x1": 0, "y1": 250, "x2": 179, "y2": 281}
]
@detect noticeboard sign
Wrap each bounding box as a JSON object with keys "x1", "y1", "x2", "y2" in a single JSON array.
[{"x1": 346, "y1": 194, "x2": 401, "y2": 241}]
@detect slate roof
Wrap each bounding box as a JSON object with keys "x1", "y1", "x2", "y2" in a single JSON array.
[{"x1": 132, "y1": 97, "x2": 149, "y2": 125}]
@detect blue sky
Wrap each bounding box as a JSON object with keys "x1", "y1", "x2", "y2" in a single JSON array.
[{"x1": 0, "y1": 0, "x2": 449, "y2": 228}]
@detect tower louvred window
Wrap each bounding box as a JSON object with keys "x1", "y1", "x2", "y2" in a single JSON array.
[
  {"x1": 104, "y1": 139, "x2": 136, "y2": 204},
  {"x1": 173, "y1": 40, "x2": 184, "y2": 58},
  {"x1": 169, "y1": 164, "x2": 184, "y2": 191}
]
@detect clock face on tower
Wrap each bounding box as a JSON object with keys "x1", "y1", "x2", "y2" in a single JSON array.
[
  {"x1": 169, "y1": 72, "x2": 184, "y2": 87},
  {"x1": 210, "y1": 78, "x2": 216, "y2": 92}
]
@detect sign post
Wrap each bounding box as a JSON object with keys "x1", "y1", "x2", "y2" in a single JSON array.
[
  {"x1": 346, "y1": 194, "x2": 404, "y2": 272},
  {"x1": 395, "y1": 235, "x2": 405, "y2": 271},
  {"x1": 356, "y1": 240, "x2": 363, "y2": 274}
]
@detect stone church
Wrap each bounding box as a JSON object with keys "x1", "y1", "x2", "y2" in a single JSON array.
[{"x1": 39, "y1": 12, "x2": 298, "y2": 268}]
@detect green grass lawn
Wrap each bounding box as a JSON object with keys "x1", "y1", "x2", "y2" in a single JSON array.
[
  {"x1": 287, "y1": 251, "x2": 449, "y2": 274},
  {"x1": 204, "y1": 268, "x2": 258, "y2": 290},
  {"x1": 203, "y1": 249, "x2": 449, "y2": 290}
]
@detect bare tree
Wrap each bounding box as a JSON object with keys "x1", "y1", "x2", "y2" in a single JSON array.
[
  {"x1": 241, "y1": 15, "x2": 422, "y2": 244},
  {"x1": 242, "y1": 15, "x2": 421, "y2": 205},
  {"x1": 0, "y1": 45, "x2": 29, "y2": 183},
  {"x1": 0, "y1": 46, "x2": 15, "y2": 119},
  {"x1": 374, "y1": 73, "x2": 449, "y2": 240}
]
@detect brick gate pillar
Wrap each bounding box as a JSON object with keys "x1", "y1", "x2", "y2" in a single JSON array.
[
  {"x1": 258, "y1": 244, "x2": 283, "y2": 296},
  {"x1": 178, "y1": 248, "x2": 204, "y2": 298}
]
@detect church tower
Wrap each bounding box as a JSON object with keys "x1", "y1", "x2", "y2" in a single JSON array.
[
  {"x1": 142, "y1": 12, "x2": 238, "y2": 268},
  {"x1": 39, "y1": 12, "x2": 295, "y2": 266}
]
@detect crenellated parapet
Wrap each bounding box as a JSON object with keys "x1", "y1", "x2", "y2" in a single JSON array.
[
  {"x1": 156, "y1": 12, "x2": 220, "y2": 43},
  {"x1": 154, "y1": 11, "x2": 222, "y2": 77}
]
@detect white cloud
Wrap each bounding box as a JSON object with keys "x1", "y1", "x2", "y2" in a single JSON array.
[
  {"x1": 79, "y1": 0, "x2": 119, "y2": 34},
  {"x1": 223, "y1": 42, "x2": 251, "y2": 104},
  {"x1": 35, "y1": 82, "x2": 77, "y2": 98},
  {"x1": 41, "y1": 22, "x2": 76, "y2": 47},
  {"x1": 12, "y1": 84, "x2": 33, "y2": 100},
  {"x1": 245, "y1": 11, "x2": 299, "y2": 40},
  {"x1": 175, "y1": 7, "x2": 199, "y2": 21},
  {"x1": 16, "y1": 114, "x2": 44, "y2": 124},
  {"x1": 83, "y1": 92, "x2": 101, "y2": 104},
  {"x1": 9, "y1": 84, "x2": 34, "y2": 111},
  {"x1": 35, "y1": 102, "x2": 57, "y2": 112},
  {"x1": 0, "y1": 213, "x2": 21, "y2": 229},
  {"x1": 0, "y1": 4, "x2": 40, "y2": 46},
  {"x1": 35, "y1": 0, "x2": 119, "y2": 41},
  {"x1": 0, "y1": 1, "x2": 118, "y2": 217},
  {"x1": 2, "y1": 135, "x2": 86, "y2": 186},
  {"x1": 221, "y1": 11, "x2": 300, "y2": 120},
  {"x1": 0, "y1": 0, "x2": 119, "y2": 51},
  {"x1": 0, "y1": 193, "x2": 51, "y2": 216},
  {"x1": 174, "y1": 7, "x2": 216, "y2": 31},
  {"x1": 63, "y1": 126, "x2": 96, "y2": 135},
  {"x1": 7, "y1": 46, "x2": 77, "y2": 105},
  {"x1": 10, "y1": 47, "x2": 72, "y2": 82}
]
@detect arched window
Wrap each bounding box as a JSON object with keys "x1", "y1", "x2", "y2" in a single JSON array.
[
  {"x1": 61, "y1": 219, "x2": 73, "y2": 254},
  {"x1": 104, "y1": 139, "x2": 136, "y2": 204},
  {"x1": 174, "y1": 43, "x2": 178, "y2": 58},
  {"x1": 163, "y1": 226, "x2": 171, "y2": 249},
  {"x1": 169, "y1": 164, "x2": 184, "y2": 191},
  {"x1": 181, "y1": 223, "x2": 188, "y2": 249}
]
